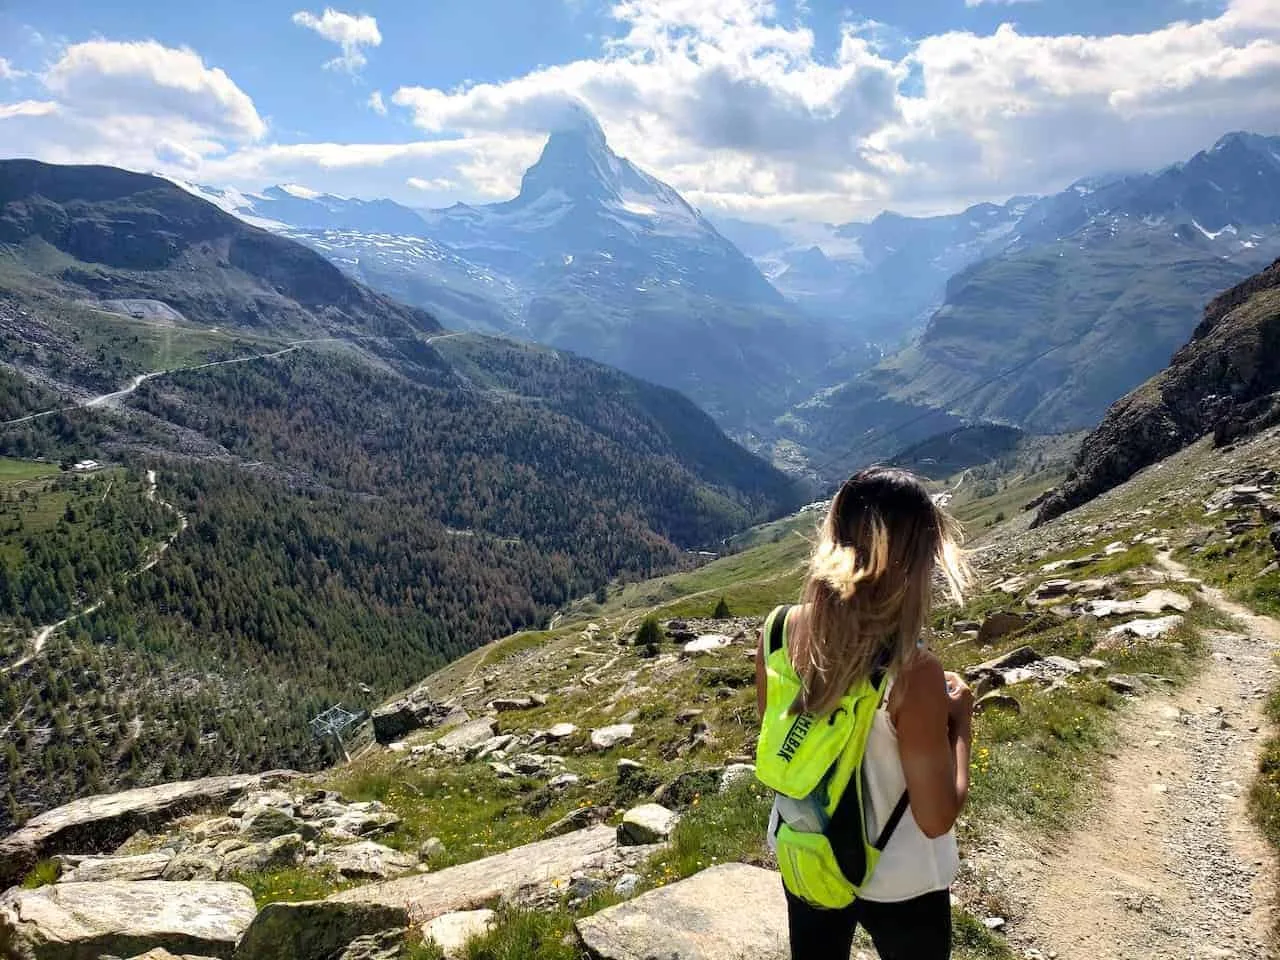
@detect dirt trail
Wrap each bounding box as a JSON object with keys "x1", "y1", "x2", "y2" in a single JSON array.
[{"x1": 1001, "y1": 556, "x2": 1280, "y2": 960}]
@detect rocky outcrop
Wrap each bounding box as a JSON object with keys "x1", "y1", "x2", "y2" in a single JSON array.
[
  {"x1": 0, "y1": 881, "x2": 256, "y2": 960},
  {"x1": 232, "y1": 900, "x2": 408, "y2": 960},
  {"x1": 330, "y1": 825, "x2": 618, "y2": 922},
  {"x1": 0, "y1": 773, "x2": 298, "y2": 889},
  {"x1": 1037, "y1": 258, "x2": 1280, "y2": 524},
  {"x1": 575, "y1": 864, "x2": 788, "y2": 960},
  {"x1": 313, "y1": 841, "x2": 418, "y2": 880},
  {"x1": 371, "y1": 691, "x2": 466, "y2": 744}
]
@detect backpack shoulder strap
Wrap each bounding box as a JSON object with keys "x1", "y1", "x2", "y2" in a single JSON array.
[{"x1": 766, "y1": 604, "x2": 791, "y2": 657}]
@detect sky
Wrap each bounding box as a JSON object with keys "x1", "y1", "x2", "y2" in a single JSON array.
[{"x1": 0, "y1": 0, "x2": 1277, "y2": 223}]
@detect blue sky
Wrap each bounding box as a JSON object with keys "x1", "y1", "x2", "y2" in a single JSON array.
[{"x1": 0, "y1": 0, "x2": 1272, "y2": 221}]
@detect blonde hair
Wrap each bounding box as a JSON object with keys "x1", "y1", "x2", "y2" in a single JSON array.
[{"x1": 791, "y1": 467, "x2": 968, "y2": 715}]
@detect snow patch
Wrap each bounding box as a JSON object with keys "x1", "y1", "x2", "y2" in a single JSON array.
[
  {"x1": 279, "y1": 183, "x2": 324, "y2": 200},
  {"x1": 1192, "y1": 220, "x2": 1237, "y2": 241}
]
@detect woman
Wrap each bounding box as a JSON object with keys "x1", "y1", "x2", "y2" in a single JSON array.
[{"x1": 755, "y1": 467, "x2": 974, "y2": 960}]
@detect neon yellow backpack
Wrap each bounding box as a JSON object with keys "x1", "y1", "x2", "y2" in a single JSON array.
[{"x1": 755, "y1": 604, "x2": 910, "y2": 909}]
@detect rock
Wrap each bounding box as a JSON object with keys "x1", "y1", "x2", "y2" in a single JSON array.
[
  {"x1": 683, "y1": 634, "x2": 732, "y2": 655},
  {"x1": 468, "y1": 734, "x2": 518, "y2": 762},
  {"x1": 590, "y1": 724, "x2": 635, "y2": 750},
  {"x1": 488, "y1": 762, "x2": 518, "y2": 779},
  {"x1": 334, "y1": 929, "x2": 406, "y2": 960},
  {"x1": 720, "y1": 763, "x2": 757, "y2": 792},
  {"x1": 1030, "y1": 578, "x2": 1073, "y2": 600},
  {"x1": 1079, "y1": 657, "x2": 1108, "y2": 673},
  {"x1": 543, "y1": 806, "x2": 614, "y2": 839},
  {"x1": 190, "y1": 818, "x2": 239, "y2": 842},
  {"x1": 121, "y1": 950, "x2": 217, "y2": 960},
  {"x1": 488, "y1": 695, "x2": 547, "y2": 713},
  {"x1": 973, "y1": 693, "x2": 1021, "y2": 715},
  {"x1": 436, "y1": 718, "x2": 497, "y2": 754},
  {"x1": 331, "y1": 825, "x2": 619, "y2": 923},
  {"x1": 419, "y1": 838, "x2": 446, "y2": 862},
  {"x1": 0, "y1": 773, "x2": 297, "y2": 889},
  {"x1": 652, "y1": 769, "x2": 723, "y2": 810},
  {"x1": 240, "y1": 807, "x2": 315, "y2": 842},
  {"x1": 323, "y1": 809, "x2": 402, "y2": 842},
  {"x1": 316, "y1": 842, "x2": 418, "y2": 880},
  {"x1": 674, "y1": 709, "x2": 704, "y2": 725},
  {"x1": 613, "y1": 874, "x2": 641, "y2": 899},
  {"x1": 422, "y1": 910, "x2": 496, "y2": 958},
  {"x1": 1070, "y1": 578, "x2": 1115, "y2": 598},
  {"x1": 576, "y1": 863, "x2": 788, "y2": 960},
  {"x1": 229, "y1": 790, "x2": 294, "y2": 817},
  {"x1": 232, "y1": 900, "x2": 408, "y2": 960},
  {"x1": 162, "y1": 851, "x2": 224, "y2": 882},
  {"x1": 1040, "y1": 555, "x2": 1099, "y2": 574},
  {"x1": 1044, "y1": 655, "x2": 1081, "y2": 674},
  {"x1": 1099, "y1": 615, "x2": 1186, "y2": 648},
  {"x1": 57, "y1": 850, "x2": 175, "y2": 884},
  {"x1": 546, "y1": 723, "x2": 579, "y2": 740},
  {"x1": 0, "y1": 881, "x2": 256, "y2": 960},
  {"x1": 618, "y1": 804, "x2": 679, "y2": 846},
  {"x1": 1104, "y1": 541, "x2": 1129, "y2": 556},
  {"x1": 372, "y1": 693, "x2": 465, "y2": 744},
  {"x1": 1107, "y1": 675, "x2": 1144, "y2": 695},
  {"x1": 548, "y1": 773, "x2": 582, "y2": 791},
  {"x1": 964, "y1": 646, "x2": 1042, "y2": 682},
  {"x1": 220, "y1": 834, "x2": 306, "y2": 877},
  {"x1": 977, "y1": 613, "x2": 1033, "y2": 644},
  {"x1": 509, "y1": 753, "x2": 566, "y2": 777},
  {"x1": 1077, "y1": 589, "x2": 1193, "y2": 618}
]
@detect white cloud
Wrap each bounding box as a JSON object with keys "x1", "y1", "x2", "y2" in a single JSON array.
[
  {"x1": 0, "y1": 100, "x2": 57, "y2": 120},
  {"x1": 368, "y1": 90, "x2": 387, "y2": 115},
  {"x1": 0, "y1": 58, "x2": 27, "y2": 80},
  {"x1": 292, "y1": 8, "x2": 382, "y2": 73},
  {"x1": 407, "y1": 175, "x2": 457, "y2": 191}
]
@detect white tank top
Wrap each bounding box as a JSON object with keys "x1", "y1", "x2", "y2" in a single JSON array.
[{"x1": 767, "y1": 684, "x2": 960, "y2": 903}]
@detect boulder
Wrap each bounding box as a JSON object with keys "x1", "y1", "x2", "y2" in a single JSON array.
[
  {"x1": 683, "y1": 635, "x2": 732, "y2": 656},
  {"x1": 121, "y1": 950, "x2": 218, "y2": 960},
  {"x1": 323, "y1": 808, "x2": 402, "y2": 841},
  {"x1": 315, "y1": 841, "x2": 418, "y2": 880},
  {"x1": 1106, "y1": 674, "x2": 1144, "y2": 695},
  {"x1": 229, "y1": 790, "x2": 295, "y2": 817},
  {"x1": 57, "y1": 849, "x2": 175, "y2": 884},
  {"x1": 219, "y1": 834, "x2": 306, "y2": 877},
  {"x1": 652, "y1": 769, "x2": 723, "y2": 810},
  {"x1": 546, "y1": 723, "x2": 579, "y2": 741},
  {"x1": 330, "y1": 826, "x2": 619, "y2": 923},
  {"x1": 240, "y1": 807, "x2": 314, "y2": 842},
  {"x1": 977, "y1": 613, "x2": 1033, "y2": 645},
  {"x1": 422, "y1": 910, "x2": 496, "y2": 958},
  {"x1": 232, "y1": 900, "x2": 408, "y2": 960},
  {"x1": 488, "y1": 695, "x2": 547, "y2": 712},
  {"x1": 618, "y1": 805, "x2": 679, "y2": 846},
  {"x1": 419, "y1": 838, "x2": 446, "y2": 861},
  {"x1": 591, "y1": 724, "x2": 635, "y2": 751},
  {"x1": 548, "y1": 773, "x2": 582, "y2": 791},
  {"x1": 509, "y1": 754, "x2": 565, "y2": 777},
  {"x1": 0, "y1": 881, "x2": 256, "y2": 960},
  {"x1": 372, "y1": 693, "x2": 464, "y2": 744},
  {"x1": 190, "y1": 818, "x2": 239, "y2": 842},
  {"x1": 575, "y1": 863, "x2": 788, "y2": 960},
  {"x1": 720, "y1": 764, "x2": 757, "y2": 792},
  {"x1": 334, "y1": 929, "x2": 406, "y2": 960},
  {"x1": 1104, "y1": 541, "x2": 1129, "y2": 556},
  {"x1": 964, "y1": 646, "x2": 1042, "y2": 683},
  {"x1": 0, "y1": 773, "x2": 297, "y2": 889},
  {"x1": 1077, "y1": 589, "x2": 1193, "y2": 619},
  {"x1": 436, "y1": 718, "x2": 497, "y2": 754},
  {"x1": 162, "y1": 851, "x2": 223, "y2": 882},
  {"x1": 543, "y1": 806, "x2": 614, "y2": 839},
  {"x1": 467, "y1": 734, "x2": 518, "y2": 762},
  {"x1": 1097, "y1": 615, "x2": 1185, "y2": 648}
]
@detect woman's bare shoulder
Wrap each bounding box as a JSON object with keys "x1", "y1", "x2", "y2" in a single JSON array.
[{"x1": 892, "y1": 649, "x2": 947, "y2": 711}]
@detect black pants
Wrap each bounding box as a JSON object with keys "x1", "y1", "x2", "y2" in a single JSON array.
[{"x1": 785, "y1": 886, "x2": 952, "y2": 960}]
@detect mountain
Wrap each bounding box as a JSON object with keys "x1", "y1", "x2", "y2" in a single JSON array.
[
  {"x1": 1034, "y1": 257, "x2": 1280, "y2": 524},
  {"x1": 783, "y1": 133, "x2": 1280, "y2": 474},
  {"x1": 0, "y1": 158, "x2": 801, "y2": 826},
  {"x1": 183, "y1": 110, "x2": 866, "y2": 436}
]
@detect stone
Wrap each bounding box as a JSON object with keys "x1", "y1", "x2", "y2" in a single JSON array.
[
  {"x1": 488, "y1": 762, "x2": 517, "y2": 779},
  {"x1": 591, "y1": 724, "x2": 635, "y2": 750},
  {"x1": 436, "y1": 718, "x2": 498, "y2": 754},
  {"x1": 0, "y1": 773, "x2": 297, "y2": 889},
  {"x1": 121, "y1": 950, "x2": 216, "y2": 960},
  {"x1": 613, "y1": 874, "x2": 641, "y2": 899},
  {"x1": 334, "y1": 929, "x2": 406, "y2": 960},
  {"x1": 488, "y1": 695, "x2": 547, "y2": 713},
  {"x1": 240, "y1": 807, "x2": 314, "y2": 842},
  {"x1": 0, "y1": 881, "x2": 256, "y2": 960},
  {"x1": 569, "y1": 874, "x2": 608, "y2": 901},
  {"x1": 543, "y1": 806, "x2": 614, "y2": 839},
  {"x1": 1100, "y1": 615, "x2": 1186, "y2": 647},
  {"x1": 674, "y1": 709, "x2": 705, "y2": 725},
  {"x1": 229, "y1": 790, "x2": 294, "y2": 817},
  {"x1": 548, "y1": 773, "x2": 582, "y2": 791},
  {"x1": 162, "y1": 851, "x2": 224, "y2": 882},
  {"x1": 509, "y1": 753, "x2": 566, "y2": 777},
  {"x1": 1104, "y1": 541, "x2": 1129, "y2": 556},
  {"x1": 1079, "y1": 657, "x2": 1108, "y2": 673},
  {"x1": 964, "y1": 646, "x2": 1042, "y2": 683},
  {"x1": 57, "y1": 850, "x2": 175, "y2": 884},
  {"x1": 720, "y1": 763, "x2": 757, "y2": 792},
  {"x1": 331, "y1": 826, "x2": 619, "y2": 922},
  {"x1": 419, "y1": 838, "x2": 446, "y2": 861},
  {"x1": 973, "y1": 693, "x2": 1021, "y2": 715},
  {"x1": 1043, "y1": 655, "x2": 1081, "y2": 674},
  {"x1": 372, "y1": 693, "x2": 465, "y2": 744},
  {"x1": 1107, "y1": 675, "x2": 1144, "y2": 695},
  {"x1": 422, "y1": 910, "x2": 496, "y2": 958},
  {"x1": 576, "y1": 863, "x2": 788, "y2": 960},
  {"x1": 1070, "y1": 579, "x2": 1115, "y2": 598},
  {"x1": 618, "y1": 804, "x2": 679, "y2": 846},
  {"x1": 546, "y1": 723, "x2": 579, "y2": 740},
  {"x1": 316, "y1": 841, "x2": 418, "y2": 880},
  {"x1": 324, "y1": 809, "x2": 402, "y2": 841},
  {"x1": 219, "y1": 834, "x2": 306, "y2": 877},
  {"x1": 468, "y1": 734, "x2": 518, "y2": 762},
  {"x1": 1077, "y1": 589, "x2": 1193, "y2": 619},
  {"x1": 232, "y1": 900, "x2": 408, "y2": 960},
  {"x1": 977, "y1": 613, "x2": 1033, "y2": 645},
  {"x1": 651, "y1": 769, "x2": 723, "y2": 810},
  {"x1": 683, "y1": 634, "x2": 732, "y2": 655},
  {"x1": 190, "y1": 818, "x2": 239, "y2": 842}
]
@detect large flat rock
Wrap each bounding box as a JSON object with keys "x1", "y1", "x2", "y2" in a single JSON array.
[
  {"x1": 575, "y1": 864, "x2": 788, "y2": 960},
  {"x1": 233, "y1": 900, "x2": 408, "y2": 960},
  {"x1": 330, "y1": 825, "x2": 618, "y2": 922},
  {"x1": 0, "y1": 772, "x2": 298, "y2": 889},
  {"x1": 0, "y1": 881, "x2": 256, "y2": 960}
]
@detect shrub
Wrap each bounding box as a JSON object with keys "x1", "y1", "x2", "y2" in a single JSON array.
[
  {"x1": 634, "y1": 616, "x2": 662, "y2": 646},
  {"x1": 712, "y1": 597, "x2": 731, "y2": 619}
]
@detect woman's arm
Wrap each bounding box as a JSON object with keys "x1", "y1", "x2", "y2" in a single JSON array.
[{"x1": 893, "y1": 653, "x2": 974, "y2": 838}]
